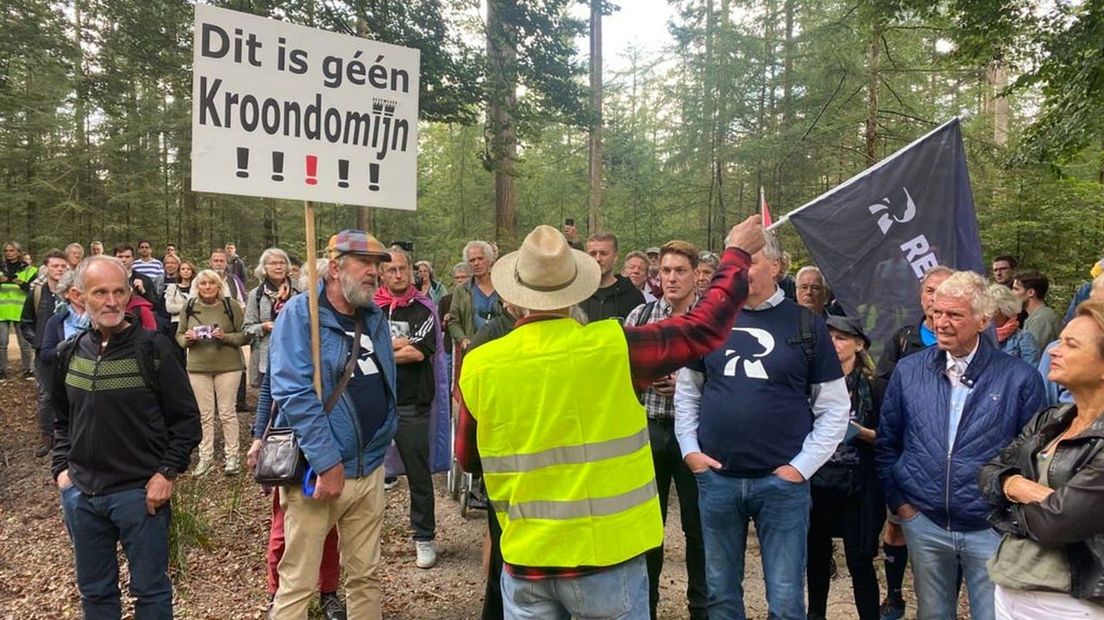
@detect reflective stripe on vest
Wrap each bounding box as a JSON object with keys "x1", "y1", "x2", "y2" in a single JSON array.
[
  {"x1": 491, "y1": 478, "x2": 658, "y2": 521},
  {"x1": 480, "y1": 427, "x2": 650, "y2": 474}
]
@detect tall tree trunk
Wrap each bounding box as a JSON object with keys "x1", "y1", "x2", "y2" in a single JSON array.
[
  {"x1": 986, "y1": 61, "x2": 1009, "y2": 146},
  {"x1": 587, "y1": 0, "x2": 604, "y2": 233},
  {"x1": 865, "y1": 19, "x2": 882, "y2": 167},
  {"x1": 487, "y1": 0, "x2": 518, "y2": 246}
]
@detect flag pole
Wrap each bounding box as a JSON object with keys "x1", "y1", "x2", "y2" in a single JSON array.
[
  {"x1": 304, "y1": 201, "x2": 323, "y2": 399},
  {"x1": 763, "y1": 117, "x2": 961, "y2": 233}
]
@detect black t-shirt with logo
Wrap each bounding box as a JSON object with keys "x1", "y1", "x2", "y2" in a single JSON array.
[
  {"x1": 321, "y1": 294, "x2": 390, "y2": 445},
  {"x1": 386, "y1": 302, "x2": 437, "y2": 412}
]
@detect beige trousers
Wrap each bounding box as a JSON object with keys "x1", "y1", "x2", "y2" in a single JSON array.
[
  {"x1": 271, "y1": 468, "x2": 386, "y2": 620},
  {"x1": 188, "y1": 371, "x2": 241, "y2": 463}
]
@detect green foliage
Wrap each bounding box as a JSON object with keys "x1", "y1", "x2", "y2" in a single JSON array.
[{"x1": 0, "y1": 0, "x2": 1101, "y2": 302}]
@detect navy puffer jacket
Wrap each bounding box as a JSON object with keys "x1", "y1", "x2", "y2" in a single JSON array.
[{"x1": 875, "y1": 336, "x2": 1046, "y2": 531}]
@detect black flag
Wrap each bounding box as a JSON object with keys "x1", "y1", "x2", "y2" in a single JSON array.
[{"x1": 787, "y1": 118, "x2": 983, "y2": 360}]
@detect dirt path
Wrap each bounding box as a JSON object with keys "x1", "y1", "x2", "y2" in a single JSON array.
[{"x1": 0, "y1": 334, "x2": 895, "y2": 619}]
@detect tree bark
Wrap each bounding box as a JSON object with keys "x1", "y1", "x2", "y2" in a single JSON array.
[
  {"x1": 487, "y1": 0, "x2": 518, "y2": 246},
  {"x1": 865, "y1": 19, "x2": 882, "y2": 167},
  {"x1": 587, "y1": 0, "x2": 604, "y2": 233}
]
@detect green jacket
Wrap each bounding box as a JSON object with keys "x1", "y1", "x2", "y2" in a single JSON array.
[
  {"x1": 446, "y1": 280, "x2": 504, "y2": 347},
  {"x1": 176, "y1": 297, "x2": 249, "y2": 373}
]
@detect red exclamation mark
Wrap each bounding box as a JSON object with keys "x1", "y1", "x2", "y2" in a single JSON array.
[
  {"x1": 368, "y1": 163, "x2": 380, "y2": 191},
  {"x1": 305, "y1": 155, "x2": 318, "y2": 185},
  {"x1": 272, "y1": 151, "x2": 285, "y2": 182},
  {"x1": 337, "y1": 159, "x2": 349, "y2": 188},
  {"x1": 236, "y1": 148, "x2": 249, "y2": 178}
]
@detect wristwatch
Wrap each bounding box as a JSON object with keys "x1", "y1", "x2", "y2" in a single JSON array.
[{"x1": 157, "y1": 465, "x2": 180, "y2": 480}]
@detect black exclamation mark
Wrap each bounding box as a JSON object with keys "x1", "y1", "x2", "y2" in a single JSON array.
[
  {"x1": 368, "y1": 163, "x2": 380, "y2": 191},
  {"x1": 272, "y1": 151, "x2": 285, "y2": 182},
  {"x1": 236, "y1": 148, "x2": 249, "y2": 178},
  {"x1": 337, "y1": 159, "x2": 349, "y2": 188}
]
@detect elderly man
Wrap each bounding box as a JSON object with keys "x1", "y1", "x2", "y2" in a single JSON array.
[
  {"x1": 448, "y1": 240, "x2": 499, "y2": 352},
  {"x1": 675, "y1": 233, "x2": 850, "y2": 620},
  {"x1": 457, "y1": 216, "x2": 765, "y2": 618},
  {"x1": 875, "y1": 271, "x2": 1046, "y2": 620},
  {"x1": 52, "y1": 256, "x2": 201, "y2": 619},
  {"x1": 268, "y1": 230, "x2": 398, "y2": 619}
]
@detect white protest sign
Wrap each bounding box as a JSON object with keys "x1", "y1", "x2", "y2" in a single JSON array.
[{"x1": 191, "y1": 5, "x2": 419, "y2": 210}]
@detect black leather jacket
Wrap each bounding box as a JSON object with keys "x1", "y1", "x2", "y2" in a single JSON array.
[{"x1": 979, "y1": 403, "x2": 1104, "y2": 603}]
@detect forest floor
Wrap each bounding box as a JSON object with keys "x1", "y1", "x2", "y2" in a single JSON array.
[{"x1": 0, "y1": 339, "x2": 923, "y2": 619}]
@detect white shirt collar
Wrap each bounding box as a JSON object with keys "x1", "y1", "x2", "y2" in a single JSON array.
[
  {"x1": 747, "y1": 286, "x2": 784, "y2": 311},
  {"x1": 944, "y1": 338, "x2": 980, "y2": 372}
]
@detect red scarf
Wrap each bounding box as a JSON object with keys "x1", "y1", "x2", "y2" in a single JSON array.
[
  {"x1": 373, "y1": 284, "x2": 420, "y2": 310},
  {"x1": 995, "y1": 315, "x2": 1020, "y2": 343}
]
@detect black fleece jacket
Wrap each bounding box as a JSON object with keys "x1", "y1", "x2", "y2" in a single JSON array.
[
  {"x1": 578, "y1": 274, "x2": 645, "y2": 324},
  {"x1": 51, "y1": 322, "x2": 201, "y2": 495}
]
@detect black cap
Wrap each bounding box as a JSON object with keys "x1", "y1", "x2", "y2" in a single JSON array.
[{"x1": 825, "y1": 315, "x2": 870, "y2": 349}]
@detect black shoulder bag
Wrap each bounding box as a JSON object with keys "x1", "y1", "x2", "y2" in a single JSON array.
[{"x1": 254, "y1": 317, "x2": 363, "y2": 486}]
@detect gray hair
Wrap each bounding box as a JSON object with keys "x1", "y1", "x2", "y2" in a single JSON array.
[
  {"x1": 72, "y1": 256, "x2": 130, "y2": 293},
  {"x1": 254, "y1": 247, "x2": 291, "y2": 281},
  {"x1": 452, "y1": 262, "x2": 473, "y2": 276},
  {"x1": 65, "y1": 242, "x2": 84, "y2": 255},
  {"x1": 414, "y1": 260, "x2": 434, "y2": 277},
  {"x1": 921, "y1": 265, "x2": 955, "y2": 289},
  {"x1": 762, "y1": 231, "x2": 784, "y2": 261},
  {"x1": 386, "y1": 245, "x2": 411, "y2": 266},
  {"x1": 57, "y1": 269, "x2": 78, "y2": 297},
  {"x1": 935, "y1": 271, "x2": 992, "y2": 319},
  {"x1": 795, "y1": 265, "x2": 825, "y2": 285},
  {"x1": 463, "y1": 240, "x2": 496, "y2": 263},
  {"x1": 302, "y1": 258, "x2": 330, "y2": 290},
  {"x1": 988, "y1": 283, "x2": 1022, "y2": 318}
]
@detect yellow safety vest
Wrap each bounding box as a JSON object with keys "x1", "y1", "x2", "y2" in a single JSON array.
[{"x1": 460, "y1": 317, "x2": 663, "y2": 568}]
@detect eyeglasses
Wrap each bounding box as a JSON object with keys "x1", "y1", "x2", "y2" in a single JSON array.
[{"x1": 265, "y1": 260, "x2": 287, "y2": 266}]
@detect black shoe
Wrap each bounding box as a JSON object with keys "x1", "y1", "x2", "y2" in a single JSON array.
[
  {"x1": 34, "y1": 434, "x2": 53, "y2": 458},
  {"x1": 319, "y1": 591, "x2": 346, "y2": 620},
  {"x1": 23, "y1": 369, "x2": 35, "y2": 380}
]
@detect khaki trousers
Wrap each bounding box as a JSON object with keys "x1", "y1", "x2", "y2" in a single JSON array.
[
  {"x1": 188, "y1": 371, "x2": 241, "y2": 463},
  {"x1": 271, "y1": 467, "x2": 386, "y2": 620}
]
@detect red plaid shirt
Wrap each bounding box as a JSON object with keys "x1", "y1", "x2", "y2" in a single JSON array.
[{"x1": 455, "y1": 246, "x2": 751, "y2": 579}]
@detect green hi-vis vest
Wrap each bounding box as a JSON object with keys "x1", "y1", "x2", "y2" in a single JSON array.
[
  {"x1": 460, "y1": 317, "x2": 663, "y2": 568},
  {"x1": 0, "y1": 264, "x2": 37, "y2": 322}
]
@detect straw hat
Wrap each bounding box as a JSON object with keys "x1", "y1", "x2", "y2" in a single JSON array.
[{"x1": 491, "y1": 225, "x2": 600, "y2": 311}]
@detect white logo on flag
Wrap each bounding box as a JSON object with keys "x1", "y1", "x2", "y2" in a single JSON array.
[{"x1": 868, "y1": 187, "x2": 917, "y2": 234}]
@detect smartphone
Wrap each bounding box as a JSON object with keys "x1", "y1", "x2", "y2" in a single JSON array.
[{"x1": 564, "y1": 217, "x2": 575, "y2": 227}]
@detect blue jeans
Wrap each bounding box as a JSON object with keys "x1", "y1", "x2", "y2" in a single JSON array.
[
  {"x1": 500, "y1": 554, "x2": 649, "y2": 620},
  {"x1": 696, "y1": 469, "x2": 811, "y2": 620},
  {"x1": 900, "y1": 510, "x2": 1001, "y2": 620},
  {"x1": 60, "y1": 485, "x2": 173, "y2": 620}
]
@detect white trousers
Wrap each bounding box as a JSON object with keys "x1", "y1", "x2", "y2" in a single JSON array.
[{"x1": 995, "y1": 584, "x2": 1104, "y2": 619}]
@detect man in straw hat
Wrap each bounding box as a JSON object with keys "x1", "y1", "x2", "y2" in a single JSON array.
[
  {"x1": 268, "y1": 230, "x2": 397, "y2": 620},
  {"x1": 456, "y1": 216, "x2": 765, "y2": 618}
]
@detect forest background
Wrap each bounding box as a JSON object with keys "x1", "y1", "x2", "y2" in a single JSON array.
[{"x1": 3, "y1": 0, "x2": 1102, "y2": 310}]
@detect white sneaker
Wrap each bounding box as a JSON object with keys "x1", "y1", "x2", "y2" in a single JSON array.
[
  {"x1": 224, "y1": 458, "x2": 240, "y2": 476},
  {"x1": 192, "y1": 460, "x2": 212, "y2": 476},
  {"x1": 415, "y1": 540, "x2": 437, "y2": 569}
]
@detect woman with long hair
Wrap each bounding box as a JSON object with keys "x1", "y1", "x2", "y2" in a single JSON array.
[{"x1": 807, "y1": 315, "x2": 885, "y2": 620}]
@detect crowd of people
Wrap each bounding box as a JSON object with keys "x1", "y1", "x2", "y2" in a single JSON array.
[{"x1": 2, "y1": 221, "x2": 1104, "y2": 620}]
